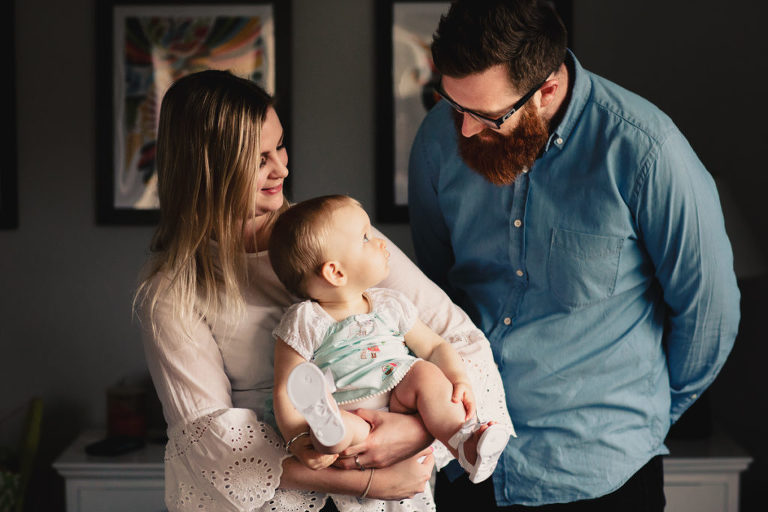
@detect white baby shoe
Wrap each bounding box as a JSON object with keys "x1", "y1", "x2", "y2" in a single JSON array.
[
  {"x1": 448, "y1": 419, "x2": 510, "y2": 483},
  {"x1": 286, "y1": 362, "x2": 346, "y2": 447}
]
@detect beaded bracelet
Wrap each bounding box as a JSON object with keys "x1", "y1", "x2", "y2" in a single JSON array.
[
  {"x1": 360, "y1": 468, "x2": 375, "y2": 499},
  {"x1": 285, "y1": 430, "x2": 309, "y2": 452}
]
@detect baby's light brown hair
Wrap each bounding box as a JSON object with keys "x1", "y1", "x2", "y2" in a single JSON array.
[{"x1": 269, "y1": 195, "x2": 360, "y2": 299}]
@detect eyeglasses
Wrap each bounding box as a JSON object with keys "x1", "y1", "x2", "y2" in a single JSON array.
[{"x1": 435, "y1": 78, "x2": 547, "y2": 130}]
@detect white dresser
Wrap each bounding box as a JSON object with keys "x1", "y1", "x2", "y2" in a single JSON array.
[
  {"x1": 54, "y1": 429, "x2": 752, "y2": 512},
  {"x1": 664, "y1": 433, "x2": 752, "y2": 512},
  {"x1": 53, "y1": 430, "x2": 166, "y2": 512}
]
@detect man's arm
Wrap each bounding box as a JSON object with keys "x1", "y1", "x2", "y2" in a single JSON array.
[{"x1": 634, "y1": 129, "x2": 740, "y2": 423}]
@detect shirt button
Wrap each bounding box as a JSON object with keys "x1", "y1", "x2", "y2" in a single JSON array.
[
  {"x1": 516, "y1": 269, "x2": 524, "y2": 277},
  {"x1": 556, "y1": 137, "x2": 564, "y2": 145},
  {"x1": 691, "y1": 394, "x2": 698, "y2": 400},
  {"x1": 503, "y1": 317, "x2": 512, "y2": 325},
  {"x1": 514, "y1": 219, "x2": 522, "y2": 228}
]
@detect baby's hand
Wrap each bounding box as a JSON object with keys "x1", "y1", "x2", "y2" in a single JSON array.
[
  {"x1": 451, "y1": 381, "x2": 476, "y2": 421},
  {"x1": 290, "y1": 435, "x2": 339, "y2": 470}
]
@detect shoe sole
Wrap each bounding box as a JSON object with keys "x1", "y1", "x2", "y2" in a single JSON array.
[
  {"x1": 286, "y1": 362, "x2": 346, "y2": 447},
  {"x1": 470, "y1": 424, "x2": 510, "y2": 483}
]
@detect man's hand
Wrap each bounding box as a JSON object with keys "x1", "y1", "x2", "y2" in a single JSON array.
[{"x1": 333, "y1": 409, "x2": 432, "y2": 470}]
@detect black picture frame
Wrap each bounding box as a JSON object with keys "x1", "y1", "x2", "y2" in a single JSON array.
[
  {"x1": 95, "y1": 0, "x2": 291, "y2": 224},
  {"x1": 375, "y1": 0, "x2": 573, "y2": 223},
  {"x1": 2, "y1": 0, "x2": 18, "y2": 230}
]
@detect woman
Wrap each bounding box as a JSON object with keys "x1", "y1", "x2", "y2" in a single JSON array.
[{"x1": 135, "y1": 70, "x2": 511, "y2": 511}]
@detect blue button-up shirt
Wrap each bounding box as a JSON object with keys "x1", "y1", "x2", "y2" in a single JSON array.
[{"x1": 408, "y1": 52, "x2": 740, "y2": 506}]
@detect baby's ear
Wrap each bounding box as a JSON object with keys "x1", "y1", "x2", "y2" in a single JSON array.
[{"x1": 320, "y1": 261, "x2": 347, "y2": 287}]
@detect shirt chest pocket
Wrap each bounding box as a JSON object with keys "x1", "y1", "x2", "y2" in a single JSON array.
[{"x1": 548, "y1": 228, "x2": 624, "y2": 309}]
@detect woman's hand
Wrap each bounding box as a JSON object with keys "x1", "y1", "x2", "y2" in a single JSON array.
[
  {"x1": 365, "y1": 447, "x2": 435, "y2": 500},
  {"x1": 279, "y1": 444, "x2": 434, "y2": 500},
  {"x1": 333, "y1": 409, "x2": 432, "y2": 469},
  {"x1": 290, "y1": 435, "x2": 339, "y2": 470}
]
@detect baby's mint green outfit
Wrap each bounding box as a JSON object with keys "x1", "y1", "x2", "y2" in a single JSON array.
[{"x1": 273, "y1": 288, "x2": 420, "y2": 406}]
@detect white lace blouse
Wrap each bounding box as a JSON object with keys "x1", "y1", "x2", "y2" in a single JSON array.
[{"x1": 139, "y1": 230, "x2": 512, "y2": 511}]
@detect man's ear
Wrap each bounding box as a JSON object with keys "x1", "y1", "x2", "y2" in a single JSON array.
[
  {"x1": 538, "y1": 78, "x2": 559, "y2": 108},
  {"x1": 321, "y1": 261, "x2": 347, "y2": 287},
  {"x1": 538, "y1": 63, "x2": 565, "y2": 109}
]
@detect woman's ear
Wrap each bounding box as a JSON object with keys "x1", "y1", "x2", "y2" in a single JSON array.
[{"x1": 321, "y1": 261, "x2": 347, "y2": 287}]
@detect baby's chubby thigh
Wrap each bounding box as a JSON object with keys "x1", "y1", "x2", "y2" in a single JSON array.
[{"x1": 389, "y1": 360, "x2": 458, "y2": 416}]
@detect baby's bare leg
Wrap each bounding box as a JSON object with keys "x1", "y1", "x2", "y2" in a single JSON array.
[
  {"x1": 311, "y1": 402, "x2": 371, "y2": 454},
  {"x1": 389, "y1": 361, "x2": 469, "y2": 457}
]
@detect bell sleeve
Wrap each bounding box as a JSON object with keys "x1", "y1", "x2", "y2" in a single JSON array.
[{"x1": 139, "y1": 284, "x2": 322, "y2": 511}]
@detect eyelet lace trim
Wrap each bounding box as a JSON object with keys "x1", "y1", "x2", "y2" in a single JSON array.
[
  {"x1": 267, "y1": 489, "x2": 327, "y2": 512},
  {"x1": 164, "y1": 409, "x2": 295, "y2": 510},
  {"x1": 446, "y1": 331, "x2": 513, "y2": 429},
  {"x1": 330, "y1": 481, "x2": 436, "y2": 511},
  {"x1": 166, "y1": 414, "x2": 217, "y2": 461}
]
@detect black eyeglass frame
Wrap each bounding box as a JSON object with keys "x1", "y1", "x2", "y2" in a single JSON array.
[{"x1": 436, "y1": 78, "x2": 547, "y2": 130}]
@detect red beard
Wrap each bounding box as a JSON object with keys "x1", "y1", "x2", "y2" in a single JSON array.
[{"x1": 453, "y1": 105, "x2": 550, "y2": 186}]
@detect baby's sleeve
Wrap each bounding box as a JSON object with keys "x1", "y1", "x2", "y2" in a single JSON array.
[{"x1": 272, "y1": 301, "x2": 325, "y2": 361}]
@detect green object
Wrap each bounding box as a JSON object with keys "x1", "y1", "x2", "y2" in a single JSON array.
[
  {"x1": 0, "y1": 398, "x2": 43, "y2": 512},
  {"x1": 0, "y1": 471, "x2": 20, "y2": 512}
]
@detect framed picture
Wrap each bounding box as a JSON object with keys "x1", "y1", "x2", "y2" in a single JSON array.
[
  {"x1": 96, "y1": 0, "x2": 291, "y2": 224},
  {"x1": 375, "y1": 0, "x2": 573, "y2": 223},
  {"x1": 1, "y1": 0, "x2": 18, "y2": 229}
]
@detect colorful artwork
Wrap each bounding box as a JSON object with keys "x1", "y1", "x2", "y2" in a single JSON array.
[
  {"x1": 391, "y1": 2, "x2": 449, "y2": 208},
  {"x1": 112, "y1": 4, "x2": 275, "y2": 210}
]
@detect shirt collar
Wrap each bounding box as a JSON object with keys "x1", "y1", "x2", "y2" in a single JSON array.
[{"x1": 544, "y1": 49, "x2": 592, "y2": 152}]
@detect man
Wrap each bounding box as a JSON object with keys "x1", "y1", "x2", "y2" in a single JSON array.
[{"x1": 408, "y1": 0, "x2": 740, "y2": 510}]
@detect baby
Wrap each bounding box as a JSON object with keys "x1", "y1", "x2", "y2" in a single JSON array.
[{"x1": 269, "y1": 195, "x2": 511, "y2": 484}]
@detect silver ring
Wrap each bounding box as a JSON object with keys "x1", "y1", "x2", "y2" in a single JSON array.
[{"x1": 355, "y1": 455, "x2": 365, "y2": 471}]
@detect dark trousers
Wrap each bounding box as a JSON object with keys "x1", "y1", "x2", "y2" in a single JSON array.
[{"x1": 434, "y1": 456, "x2": 666, "y2": 511}]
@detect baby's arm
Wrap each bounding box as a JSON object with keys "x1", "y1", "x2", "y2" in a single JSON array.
[
  {"x1": 273, "y1": 339, "x2": 339, "y2": 470},
  {"x1": 404, "y1": 319, "x2": 476, "y2": 420}
]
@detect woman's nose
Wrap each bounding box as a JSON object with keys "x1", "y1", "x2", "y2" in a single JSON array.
[{"x1": 270, "y1": 158, "x2": 289, "y2": 178}]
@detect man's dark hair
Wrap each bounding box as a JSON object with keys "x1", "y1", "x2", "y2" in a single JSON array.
[{"x1": 431, "y1": 0, "x2": 567, "y2": 91}]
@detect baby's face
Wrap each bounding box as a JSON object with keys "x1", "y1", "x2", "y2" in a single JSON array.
[{"x1": 324, "y1": 203, "x2": 390, "y2": 290}]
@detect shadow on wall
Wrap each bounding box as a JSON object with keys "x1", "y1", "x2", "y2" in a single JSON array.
[{"x1": 708, "y1": 276, "x2": 768, "y2": 512}]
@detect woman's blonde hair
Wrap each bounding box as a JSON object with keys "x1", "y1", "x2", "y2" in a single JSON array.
[{"x1": 135, "y1": 70, "x2": 287, "y2": 335}]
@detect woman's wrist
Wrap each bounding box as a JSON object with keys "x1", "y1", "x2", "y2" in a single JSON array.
[
  {"x1": 285, "y1": 430, "x2": 309, "y2": 452},
  {"x1": 360, "y1": 468, "x2": 374, "y2": 499},
  {"x1": 279, "y1": 457, "x2": 374, "y2": 496}
]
